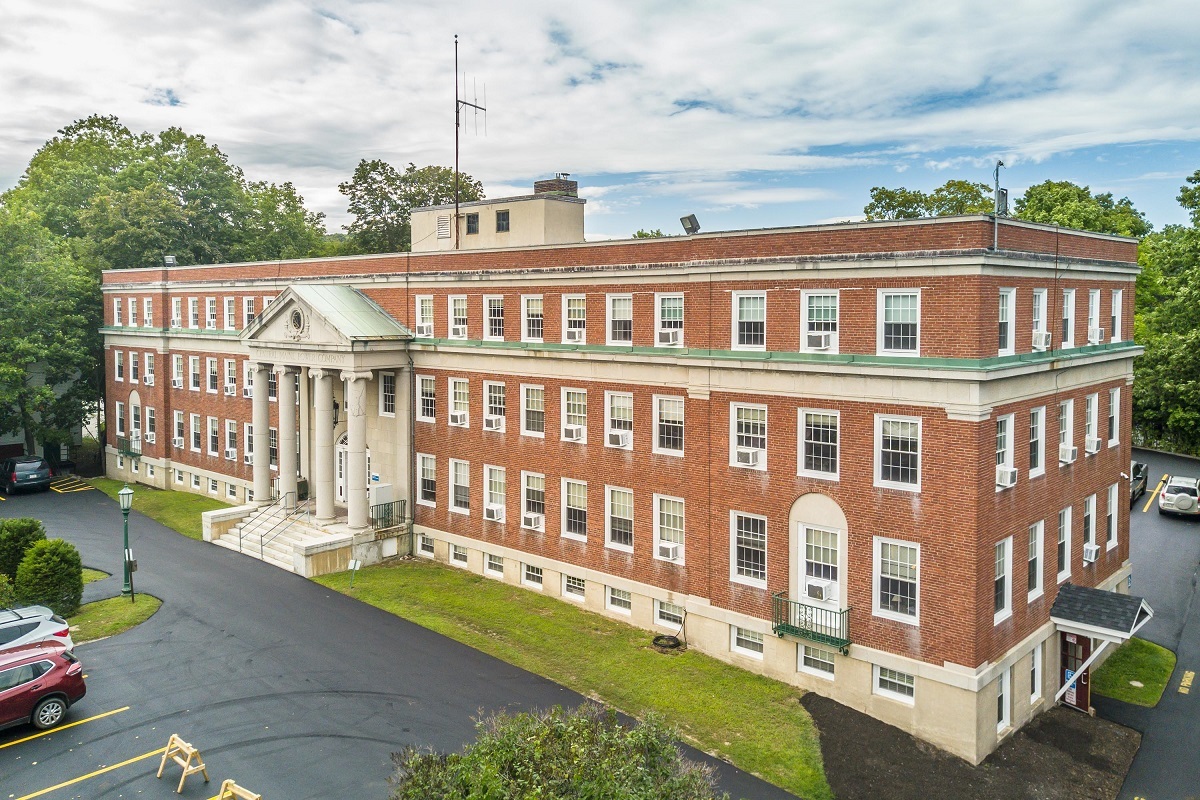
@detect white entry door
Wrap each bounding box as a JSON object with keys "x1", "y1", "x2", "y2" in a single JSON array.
[{"x1": 334, "y1": 433, "x2": 371, "y2": 503}]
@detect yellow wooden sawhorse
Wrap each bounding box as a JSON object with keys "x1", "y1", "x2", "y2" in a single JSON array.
[
  {"x1": 156, "y1": 733, "x2": 210, "y2": 793},
  {"x1": 217, "y1": 778, "x2": 262, "y2": 799}
]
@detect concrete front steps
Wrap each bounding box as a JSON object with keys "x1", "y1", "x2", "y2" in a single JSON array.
[{"x1": 208, "y1": 503, "x2": 354, "y2": 575}]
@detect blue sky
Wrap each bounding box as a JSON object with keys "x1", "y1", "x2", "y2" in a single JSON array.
[{"x1": 3, "y1": 0, "x2": 1199, "y2": 240}]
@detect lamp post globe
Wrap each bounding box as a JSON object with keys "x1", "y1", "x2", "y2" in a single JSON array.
[{"x1": 119, "y1": 483, "x2": 133, "y2": 597}]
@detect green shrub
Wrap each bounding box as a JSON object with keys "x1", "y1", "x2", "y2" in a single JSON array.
[
  {"x1": 0, "y1": 518, "x2": 47, "y2": 580},
  {"x1": 15, "y1": 539, "x2": 83, "y2": 616},
  {"x1": 389, "y1": 704, "x2": 725, "y2": 800},
  {"x1": 0, "y1": 573, "x2": 15, "y2": 608}
]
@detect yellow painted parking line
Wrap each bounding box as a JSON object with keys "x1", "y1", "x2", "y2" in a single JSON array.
[
  {"x1": 1180, "y1": 670, "x2": 1194, "y2": 695},
  {"x1": 15, "y1": 746, "x2": 161, "y2": 800},
  {"x1": 0, "y1": 706, "x2": 130, "y2": 751},
  {"x1": 1142, "y1": 474, "x2": 1168, "y2": 514}
]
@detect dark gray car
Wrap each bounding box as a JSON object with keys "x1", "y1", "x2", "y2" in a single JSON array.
[
  {"x1": 0, "y1": 456, "x2": 52, "y2": 494},
  {"x1": 1131, "y1": 460, "x2": 1149, "y2": 504}
]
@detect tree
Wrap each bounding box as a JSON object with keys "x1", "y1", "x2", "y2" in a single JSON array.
[
  {"x1": 1177, "y1": 169, "x2": 1200, "y2": 226},
  {"x1": 1014, "y1": 180, "x2": 1151, "y2": 237},
  {"x1": 0, "y1": 518, "x2": 47, "y2": 580},
  {"x1": 389, "y1": 705, "x2": 724, "y2": 800},
  {"x1": 863, "y1": 186, "x2": 928, "y2": 220},
  {"x1": 0, "y1": 574, "x2": 14, "y2": 609},
  {"x1": 863, "y1": 180, "x2": 993, "y2": 220},
  {"x1": 0, "y1": 207, "x2": 98, "y2": 454},
  {"x1": 232, "y1": 181, "x2": 328, "y2": 262},
  {"x1": 634, "y1": 228, "x2": 666, "y2": 238},
  {"x1": 15, "y1": 538, "x2": 83, "y2": 616},
  {"x1": 339, "y1": 161, "x2": 482, "y2": 253}
]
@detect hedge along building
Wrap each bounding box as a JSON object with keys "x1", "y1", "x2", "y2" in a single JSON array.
[{"x1": 101, "y1": 179, "x2": 1149, "y2": 763}]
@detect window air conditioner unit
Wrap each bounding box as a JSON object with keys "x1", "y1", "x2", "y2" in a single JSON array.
[
  {"x1": 225, "y1": 448, "x2": 237, "y2": 460},
  {"x1": 995, "y1": 465, "x2": 1018, "y2": 488},
  {"x1": 607, "y1": 431, "x2": 630, "y2": 448},
  {"x1": 143, "y1": 432, "x2": 155, "y2": 444},
  {"x1": 657, "y1": 328, "x2": 681, "y2": 346},
  {"x1": 565, "y1": 328, "x2": 585, "y2": 343},
  {"x1": 1085, "y1": 436, "x2": 1102, "y2": 454},
  {"x1": 563, "y1": 424, "x2": 585, "y2": 441},
  {"x1": 1088, "y1": 327, "x2": 1104, "y2": 345},
  {"x1": 484, "y1": 414, "x2": 504, "y2": 430},
  {"x1": 416, "y1": 323, "x2": 433, "y2": 337},
  {"x1": 171, "y1": 378, "x2": 184, "y2": 389},
  {"x1": 1032, "y1": 330, "x2": 1052, "y2": 351},
  {"x1": 484, "y1": 505, "x2": 505, "y2": 523},
  {"x1": 451, "y1": 325, "x2": 467, "y2": 338},
  {"x1": 1083, "y1": 543, "x2": 1099, "y2": 564},
  {"x1": 735, "y1": 447, "x2": 761, "y2": 467},
  {"x1": 143, "y1": 374, "x2": 154, "y2": 386},
  {"x1": 244, "y1": 453, "x2": 253, "y2": 465},
  {"x1": 450, "y1": 411, "x2": 469, "y2": 426},
  {"x1": 806, "y1": 579, "x2": 833, "y2": 602},
  {"x1": 224, "y1": 384, "x2": 236, "y2": 396},
  {"x1": 658, "y1": 542, "x2": 680, "y2": 561},
  {"x1": 806, "y1": 332, "x2": 831, "y2": 350},
  {"x1": 242, "y1": 387, "x2": 253, "y2": 399},
  {"x1": 1059, "y1": 444, "x2": 1078, "y2": 464},
  {"x1": 172, "y1": 437, "x2": 185, "y2": 448},
  {"x1": 170, "y1": 317, "x2": 182, "y2": 329},
  {"x1": 522, "y1": 512, "x2": 544, "y2": 531}
]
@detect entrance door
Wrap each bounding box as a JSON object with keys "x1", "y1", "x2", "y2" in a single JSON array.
[
  {"x1": 334, "y1": 434, "x2": 371, "y2": 504},
  {"x1": 1061, "y1": 632, "x2": 1091, "y2": 712}
]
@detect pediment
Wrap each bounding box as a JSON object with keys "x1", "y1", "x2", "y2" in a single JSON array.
[{"x1": 242, "y1": 284, "x2": 410, "y2": 351}]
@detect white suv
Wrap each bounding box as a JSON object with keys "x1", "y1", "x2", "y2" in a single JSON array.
[
  {"x1": 0, "y1": 606, "x2": 74, "y2": 653},
  {"x1": 1158, "y1": 475, "x2": 1200, "y2": 517}
]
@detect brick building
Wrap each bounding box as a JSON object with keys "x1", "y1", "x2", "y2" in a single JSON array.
[{"x1": 101, "y1": 183, "x2": 1146, "y2": 762}]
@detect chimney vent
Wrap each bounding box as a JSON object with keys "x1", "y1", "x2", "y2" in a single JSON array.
[{"x1": 534, "y1": 175, "x2": 578, "y2": 197}]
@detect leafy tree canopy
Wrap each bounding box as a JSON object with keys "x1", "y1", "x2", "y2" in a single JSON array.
[
  {"x1": 1177, "y1": 168, "x2": 1200, "y2": 226},
  {"x1": 339, "y1": 160, "x2": 482, "y2": 254},
  {"x1": 634, "y1": 228, "x2": 666, "y2": 238},
  {"x1": 863, "y1": 180, "x2": 992, "y2": 220},
  {"x1": 1014, "y1": 179, "x2": 1152, "y2": 237}
]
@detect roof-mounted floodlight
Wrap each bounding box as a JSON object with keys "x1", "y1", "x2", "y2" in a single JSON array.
[{"x1": 680, "y1": 214, "x2": 700, "y2": 235}]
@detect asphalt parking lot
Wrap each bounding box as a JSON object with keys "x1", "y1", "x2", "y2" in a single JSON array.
[{"x1": 0, "y1": 485, "x2": 793, "y2": 800}]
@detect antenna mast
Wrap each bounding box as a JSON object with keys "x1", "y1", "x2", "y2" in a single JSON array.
[{"x1": 455, "y1": 35, "x2": 486, "y2": 249}]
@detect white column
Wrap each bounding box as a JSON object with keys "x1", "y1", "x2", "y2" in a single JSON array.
[
  {"x1": 298, "y1": 366, "x2": 310, "y2": 482},
  {"x1": 277, "y1": 366, "x2": 299, "y2": 506},
  {"x1": 342, "y1": 370, "x2": 372, "y2": 529},
  {"x1": 311, "y1": 368, "x2": 335, "y2": 523},
  {"x1": 251, "y1": 362, "x2": 272, "y2": 503}
]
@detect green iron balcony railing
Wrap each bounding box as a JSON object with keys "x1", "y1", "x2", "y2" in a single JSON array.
[
  {"x1": 116, "y1": 435, "x2": 142, "y2": 458},
  {"x1": 771, "y1": 591, "x2": 851, "y2": 654},
  {"x1": 369, "y1": 499, "x2": 407, "y2": 531}
]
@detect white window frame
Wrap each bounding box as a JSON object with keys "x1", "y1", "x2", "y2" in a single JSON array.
[
  {"x1": 801, "y1": 524, "x2": 841, "y2": 605},
  {"x1": 113, "y1": 298, "x2": 122, "y2": 326},
  {"x1": 172, "y1": 297, "x2": 182, "y2": 328},
  {"x1": 450, "y1": 458, "x2": 470, "y2": 515},
  {"x1": 1058, "y1": 399, "x2": 1074, "y2": 463},
  {"x1": 206, "y1": 297, "x2": 217, "y2": 329},
  {"x1": 449, "y1": 377, "x2": 470, "y2": 427},
  {"x1": 1030, "y1": 644, "x2": 1043, "y2": 704},
  {"x1": 1111, "y1": 288, "x2": 1123, "y2": 342},
  {"x1": 655, "y1": 599, "x2": 685, "y2": 628},
  {"x1": 449, "y1": 544, "x2": 469, "y2": 566},
  {"x1": 522, "y1": 563, "x2": 544, "y2": 589},
  {"x1": 800, "y1": 290, "x2": 839, "y2": 354},
  {"x1": 998, "y1": 288, "x2": 1016, "y2": 355},
  {"x1": 653, "y1": 494, "x2": 685, "y2": 564},
  {"x1": 188, "y1": 297, "x2": 199, "y2": 328},
  {"x1": 484, "y1": 464, "x2": 506, "y2": 518},
  {"x1": 207, "y1": 416, "x2": 220, "y2": 457},
  {"x1": 604, "y1": 485, "x2": 634, "y2": 553},
  {"x1": 1088, "y1": 288, "x2": 1101, "y2": 342},
  {"x1": 1027, "y1": 521, "x2": 1044, "y2": 602},
  {"x1": 995, "y1": 413, "x2": 1015, "y2": 491},
  {"x1": 114, "y1": 350, "x2": 124, "y2": 382},
  {"x1": 143, "y1": 297, "x2": 153, "y2": 327},
  {"x1": 225, "y1": 418, "x2": 237, "y2": 455},
  {"x1": 799, "y1": 644, "x2": 837, "y2": 680},
  {"x1": 562, "y1": 574, "x2": 586, "y2": 600},
  {"x1": 877, "y1": 289, "x2": 921, "y2": 356},
  {"x1": 189, "y1": 356, "x2": 201, "y2": 391},
  {"x1": 729, "y1": 510, "x2": 768, "y2": 589},
  {"x1": 448, "y1": 295, "x2": 468, "y2": 340},
  {"x1": 562, "y1": 293, "x2": 587, "y2": 344},
  {"x1": 521, "y1": 471, "x2": 546, "y2": 530},
  {"x1": 190, "y1": 413, "x2": 201, "y2": 452},
  {"x1": 1083, "y1": 494, "x2": 1096, "y2": 547},
  {"x1": 128, "y1": 297, "x2": 137, "y2": 327},
  {"x1": 483, "y1": 380, "x2": 506, "y2": 432},
  {"x1": 653, "y1": 395, "x2": 685, "y2": 456},
  {"x1": 604, "y1": 390, "x2": 633, "y2": 451},
  {"x1": 606, "y1": 586, "x2": 632, "y2": 615},
  {"x1": 874, "y1": 414, "x2": 922, "y2": 491},
  {"x1": 1108, "y1": 388, "x2": 1120, "y2": 447},
  {"x1": 130, "y1": 351, "x2": 139, "y2": 384},
  {"x1": 994, "y1": 536, "x2": 1012, "y2": 625},
  {"x1": 1061, "y1": 288, "x2": 1075, "y2": 348},
  {"x1": 873, "y1": 536, "x2": 920, "y2": 625},
  {"x1": 1107, "y1": 483, "x2": 1118, "y2": 551},
  {"x1": 521, "y1": 294, "x2": 544, "y2": 343},
  {"x1": 243, "y1": 296, "x2": 256, "y2": 328},
  {"x1": 561, "y1": 387, "x2": 588, "y2": 444},
  {"x1": 206, "y1": 357, "x2": 218, "y2": 394},
  {"x1": 224, "y1": 297, "x2": 236, "y2": 330},
  {"x1": 561, "y1": 478, "x2": 588, "y2": 541},
  {"x1": 606, "y1": 293, "x2": 633, "y2": 346},
  {"x1": 485, "y1": 553, "x2": 505, "y2": 579},
  {"x1": 416, "y1": 453, "x2": 436, "y2": 508},
  {"x1": 997, "y1": 668, "x2": 1011, "y2": 733},
  {"x1": 798, "y1": 409, "x2": 840, "y2": 480},
  {"x1": 729, "y1": 402, "x2": 768, "y2": 471},
  {"x1": 654, "y1": 292, "x2": 684, "y2": 347},
  {"x1": 115, "y1": 401, "x2": 126, "y2": 436},
  {"x1": 379, "y1": 372, "x2": 396, "y2": 418},
  {"x1": 416, "y1": 375, "x2": 436, "y2": 423},
  {"x1": 415, "y1": 295, "x2": 434, "y2": 335},
  {"x1": 484, "y1": 295, "x2": 504, "y2": 341},
  {"x1": 1031, "y1": 288, "x2": 1047, "y2": 343},
  {"x1": 244, "y1": 422, "x2": 254, "y2": 459},
  {"x1": 520, "y1": 384, "x2": 545, "y2": 438},
  {"x1": 874, "y1": 665, "x2": 916, "y2": 704},
  {"x1": 730, "y1": 626, "x2": 765, "y2": 659},
  {"x1": 1029, "y1": 406, "x2": 1046, "y2": 479},
  {"x1": 1057, "y1": 506, "x2": 1072, "y2": 583},
  {"x1": 731, "y1": 290, "x2": 767, "y2": 351},
  {"x1": 224, "y1": 359, "x2": 237, "y2": 392}
]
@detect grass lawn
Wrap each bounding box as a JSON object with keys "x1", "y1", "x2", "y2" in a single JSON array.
[
  {"x1": 82, "y1": 568, "x2": 109, "y2": 584},
  {"x1": 315, "y1": 560, "x2": 832, "y2": 800},
  {"x1": 1092, "y1": 637, "x2": 1177, "y2": 707},
  {"x1": 69, "y1": 594, "x2": 162, "y2": 644},
  {"x1": 89, "y1": 478, "x2": 230, "y2": 540}
]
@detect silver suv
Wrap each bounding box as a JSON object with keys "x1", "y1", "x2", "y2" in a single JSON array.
[
  {"x1": 1158, "y1": 475, "x2": 1200, "y2": 517},
  {"x1": 0, "y1": 606, "x2": 74, "y2": 653}
]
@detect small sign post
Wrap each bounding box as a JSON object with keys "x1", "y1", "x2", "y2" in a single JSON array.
[
  {"x1": 348, "y1": 558, "x2": 362, "y2": 588},
  {"x1": 125, "y1": 548, "x2": 137, "y2": 602}
]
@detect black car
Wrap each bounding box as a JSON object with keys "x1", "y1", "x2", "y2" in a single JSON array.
[
  {"x1": 0, "y1": 456, "x2": 53, "y2": 495},
  {"x1": 1130, "y1": 460, "x2": 1149, "y2": 505}
]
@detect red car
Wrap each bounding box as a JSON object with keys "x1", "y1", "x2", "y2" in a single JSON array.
[{"x1": 0, "y1": 642, "x2": 85, "y2": 732}]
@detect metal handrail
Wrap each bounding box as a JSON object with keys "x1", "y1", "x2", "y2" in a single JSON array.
[
  {"x1": 116, "y1": 435, "x2": 142, "y2": 457},
  {"x1": 771, "y1": 591, "x2": 851, "y2": 653},
  {"x1": 369, "y1": 499, "x2": 407, "y2": 530},
  {"x1": 237, "y1": 492, "x2": 294, "y2": 552}
]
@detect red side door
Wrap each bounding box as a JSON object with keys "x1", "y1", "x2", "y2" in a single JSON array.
[
  {"x1": 0, "y1": 664, "x2": 42, "y2": 727},
  {"x1": 1061, "y1": 632, "x2": 1092, "y2": 712}
]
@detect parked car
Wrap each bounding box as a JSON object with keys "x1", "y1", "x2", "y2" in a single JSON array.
[
  {"x1": 0, "y1": 642, "x2": 85, "y2": 732},
  {"x1": 0, "y1": 606, "x2": 74, "y2": 653},
  {"x1": 1130, "y1": 461, "x2": 1149, "y2": 505},
  {"x1": 1158, "y1": 475, "x2": 1200, "y2": 517},
  {"x1": 0, "y1": 456, "x2": 53, "y2": 494}
]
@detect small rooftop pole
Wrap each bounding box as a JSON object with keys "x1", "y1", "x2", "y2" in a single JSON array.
[{"x1": 454, "y1": 35, "x2": 486, "y2": 249}]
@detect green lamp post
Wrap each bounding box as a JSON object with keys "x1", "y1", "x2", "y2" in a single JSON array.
[{"x1": 119, "y1": 483, "x2": 133, "y2": 597}]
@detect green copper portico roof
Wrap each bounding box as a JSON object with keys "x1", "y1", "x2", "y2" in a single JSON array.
[{"x1": 279, "y1": 283, "x2": 411, "y2": 341}]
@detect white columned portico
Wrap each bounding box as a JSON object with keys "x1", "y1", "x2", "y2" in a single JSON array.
[
  {"x1": 251, "y1": 362, "x2": 273, "y2": 503},
  {"x1": 276, "y1": 365, "x2": 300, "y2": 505},
  {"x1": 342, "y1": 370, "x2": 372, "y2": 529},
  {"x1": 310, "y1": 368, "x2": 336, "y2": 522}
]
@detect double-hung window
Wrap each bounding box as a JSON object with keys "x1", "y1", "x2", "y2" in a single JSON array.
[
  {"x1": 731, "y1": 403, "x2": 767, "y2": 470},
  {"x1": 1085, "y1": 393, "x2": 1099, "y2": 454},
  {"x1": 449, "y1": 296, "x2": 468, "y2": 339},
  {"x1": 243, "y1": 297, "x2": 256, "y2": 327},
  {"x1": 654, "y1": 494, "x2": 685, "y2": 563},
  {"x1": 174, "y1": 411, "x2": 185, "y2": 445},
  {"x1": 130, "y1": 352, "x2": 140, "y2": 383},
  {"x1": 189, "y1": 357, "x2": 200, "y2": 391},
  {"x1": 605, "y1": 486, "x2": 633, "y2": 551},
  {"x1": 1106, "y1": 484, "x2": 1118, "y2": 550},
  {"x1": 1088, "y1": 289, "x2": 1102, "y2": 343},
  {"x1": 172, "y1": 297, "x2": 183, "y2": 327},
  {"x1": 188, "y1": 297, "x2": 199, "y2": 328},
  {"x1": 417, "y1": 376, "x2": 436, "y2": 422},
  {"x1": 206, "y1": 297, "x2": 217, "y2": 329},
  {"x1": 521, "y1": 385, "x2": 545, "y2": 436},
  {"x1": 605, "y1": 391, "x2": 633, "y2": 450},
  {"x1": 114, "y1": 299, "x2": 123, "y2": 326},
  {"x1": 875, "y1": 538, "x2": 919, "y2": 623},
  {"x1": 1058, "y1": 399, "x2": 1074, "y2": 463},
  {"x1": 802, "y1": 291, "x2": 838, "y2": 352},
  {"x1": 1111, "y1": 289, "x2": 1123, "y2": 341},
  {"x1": 876, "y1": 415, "x2": 921, "y2": 490},
  {"x1": 484, "y1": 381, "x2": 506, "y2": 431},
  {"x1": 485, "y1": 296, "x2": 504, "y2": 340},
  {"x1": 415, "y1": 296, "x2": 434, "y2": 336},
  {"x1": 225, "y1": 420, "x2": 237, "y2": 456},
  {"x1": 1028, "y1": 521, "x2": 1044, "y2": 600},
  {"x1": 172, "y1": 355, "x2": 183, "y2": 387},
  {"x1": 268, "y1": 428, "x2": 278, "y2": 468},
  {"x1": 146, "y1": 408, "x2": 156, "y2": 441},
  {"x1": 996, "y1": 413, "x2": 1015, "y2": 489},
  {"x1": 115, "y1": 350, "x2": 124, "y2": 381},
  {"x1": 994, "y1": 537, "x2": 1012, "y2": 624},
  {"x1": 485, "y1": 465, "x2": 506, "y2": 519},
  {"x1": 1083, "y1": 494, "x2": 1096, "y2": 547},
  {"x1": 115, "y1": 401, "x2": 126, "y2": 436},
  {"x1": 268, "y1": 371, "x2": 277, "y2": 401},
  {"x1": 522, "y1": 472, "x2": 546, "y2": 529},
  {"x1": 449, "y1": 378, "x2": 469, "y2": 427},
  {"x1": 143, "y1": 297, "x2": 153, "y2": 327},
  {"x1": 450, "y1": 459, "x2": 470, "y2": 514},
  {"x1": 224, "y1": 297, "x2": 235, "y2": 330},
  {"x1": 733, "y1": 291, "x2": 766, "y2": 350},
  {"x1": 1031, "y1": 288, "x2": 1048, "y2": 350},
  {"x1": 244, "y1": 423, "x2": 254, "y2": 459},
  {"x1": 656, "y1": 293, "x2": 684, "y2": 346},
  {"x1": 522, "y1": 295, "x2": 544, "y2": 342},
  {"x1": 654, "y1": 396, "x2": 684, "y2": 455},
  {"x1": 207, "y1": 358, "x2": 218, "y2": 392},
  {"x1": 1029, "y1": 407, "x2": 1046, "y2": 478},
  {"x1": 799, "y1": 410, "x2": 839, "y2": 478},
  {"x1": 879, "y1": 290, "x2": 919, "y2": 354},
  {"x1": 417, "y1": 454, "x2": 436, "y2": 506},
  {"x1": 380, "y1": 373, "x2": 396, "y2": 417},
  {"x1": 128, "y1": 298, "x2": 136, "y2": 327},
  {"x1": 562, "y1": 479, "x2": 587, "y2": 540},
  {"x1": 563, "y1": 295, "x2": 587, "y2": 343},
  {"x1": 730, "y1": 511, "x2": 767, "y2": 588},
  {"x1": 145, "y1": 353, "x2": 155, "y2": 383},
  {"x1": 224, "y1": 360, "x2": 237, "y2": 393},
  {"x1": 1108, "y1": 388, "x2": 1119, "y2": 446},
  {"x1": 562, "y1": 389, "x2": 587, "y2": 443},
  {"x1": 1057, "y1": 507, "x2": 1072, "y2": 582},
  {"x1": 1061, "y1": 288, "x2": 1075, "y2": 348},
  {"x1": 607, "y1": 294, "x2": 632, "y2": 345},
  {"x1": 207, "y1": 417, "x2": 219, "y2": 456},
  {"x1": 189, "y1": 413, "x2": 201, "y2": 451},
  {"x1": 998, "y1": 288, "x2": 1016, "y2": 355},
  {"x1": 731, "y1": 627, "x2": 764, "y2": 658},
  {"x1": 804, "y1": 526, "x2": 839, "y2": 602}
]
